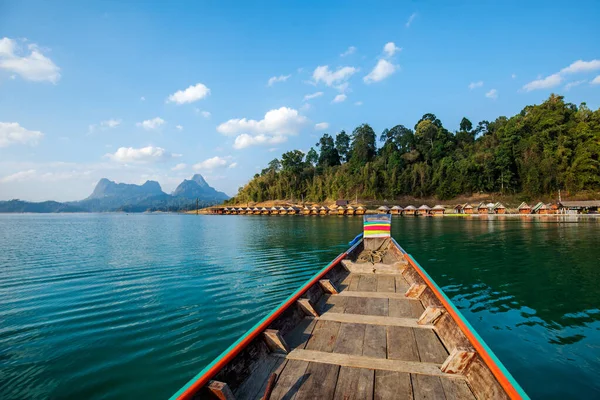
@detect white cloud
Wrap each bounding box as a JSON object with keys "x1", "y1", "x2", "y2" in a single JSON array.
[
  {"x1": 0, "y1": 122, "x2": 44, "y2": 147},
  {"x1": 166, "y1": 83, "x2": 211, "y2": 104},
  {"x1": 315, "y1": 122, "x2": 329, "y2": 130},
  {"x1": 193, "y1": 156, "x2": 234, "y2": 170},
  {"x1": 354, "y1": 101, "x2": 363, "y2": 106},
  {"x1": 468, "y1": 81, "x2": 483, "y2": 90},
  {"x1": 0, "y1": 37, "x2": 61, "y2": 83},
  {"x1": 106, "y1": 146, "x2": 180, "y2": 163},
  {"x1": 303, "y1": 91, "x2": 323, "y2": 101},
  {"x1": 140, "y1": 96, "x2": 146, "y2": 101},
  {"x1": 0, "y1": 169, "x2": 37, "y2": 183},
  {"x1": 364, "y1": 59, "x2": 398, "y2": 83},
  {"x1": 560, "y1": 60, "x2": 600, "y2": 74},
  {"x1": 176, "y1": 125, "x2": 183, "y2": 131},
  {"x1": 522, "y1": 59, "x2": 600, "y2": 92},
  {"x1": 267, "y1": 74, "x2": 291, "y2": 86},
  {"x1": 228, "y1": 162, "x2": 238, "y2": 169},
  {"x1": 171, "y1": 163, "x2": 187, "y2": 171},
  {"x1": 332, "y1": 94, "x2": 347, "y2": 103},
  {"x1": 101, "y1": 119, "x2": 121, "y2": 128},
  {"x1": 268, "y1": 148, "x2": 278, "y2": 152},
  {"x1": 217, "y1": 107, "x2": 307, "y2": 136},
  {"x1": 406, "y1": 13, "x2": 417, "y2": 28},
  {"x1": 592, "y1": 75, "x2": 600, "y2": 85},
  {"x1": 334, "y1": 82, "x2": 349, "y2": 93},
  {"x1": 485, "y1": 89, "x2": 498, "y2": 99},
  {"x1": 511, "y1": 74, "x2": 517, "y2": 79},
  {"x1": 300, "y1": 103, "x2": 311, "y2": 111},
  {"x1": 233, "y1": 134, "x2": 286, "y2": 149},
  {"x1": 195, "y1": 109, "x2": 211, "y2": 118},
  {"x1": 564, "y1": 80, "x2": 586, "y2": 91},
  {"x1": 312, "y1": 65, "x2": 358, "y2": 87},
  {"x1": 136, "y1": 117, "x2": 165, "y2": 130},
  {"x1": 340, "y1": 46, "x2": 356, "y2": 57},
  {"x1": 383, "y1": 42, "x2": 401, "y2": 58},
  {"x1": 522, "y1": 73, "x2": 562, "y2": 92}
]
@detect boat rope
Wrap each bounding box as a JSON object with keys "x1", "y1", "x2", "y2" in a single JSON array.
[{"x1": 356, "y1": 238, "x2": 389, "y2": 264}]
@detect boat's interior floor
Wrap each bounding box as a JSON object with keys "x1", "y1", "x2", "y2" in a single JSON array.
[{"x1": 235, "y1": 271, "x2": 477, "y2": 400}]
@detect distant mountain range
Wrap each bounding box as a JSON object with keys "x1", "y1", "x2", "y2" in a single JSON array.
[{"x1": 0, "y1": 174, "x2": 229, "y2": 213}]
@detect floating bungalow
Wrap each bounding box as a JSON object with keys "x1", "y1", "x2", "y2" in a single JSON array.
[
  {"x1": 558, "y1": 200, "x2": 600, "y2": 214},
  {"x1": 259, "y1": 207, "x2": 268, "y2": 215},
  {"x1": 245, "y1": 207, "x2": 252, "y2": 214},
  {"x1": 301, "y1": 206, "x2": 310, "y2": 215},
  {"x1": 453, "y1": 204, "x2": 463, "y2": 214},
  {"x1": 337, "y1": 205, "x2": 346, "y2": 215},
  {"x1": 270, "y1": 206, "x2": 279, "y2": 215},
  {"x1": 390, "y1": 205, "x2": 403, "y2": 215},
  {"x1": 404, "y1": 205, "x2": 417, "y2": 216},
  {"x1": 288, "y1": 206, "x2": 300, "y2": 215},
  {"x1": 431, "y1": 205, "x2": 445, "y2": 216},
  {"x1": 310, "y1": 206, "x2": 319, "y2": 215},
  {"x1": 463, "y1": 204, "x2": 474, "y2": 214},
  {"x1": 355, "y1": 205, "x2": 366, "y2": 215},
  {"x1": 328, "y1": 207, "x2": 338, "y2": 215},
  {"x1": 346, "y1": 205, "x2": 356, "y2": 215},
  {"x1": 278, "y1": 206, "x2": 287, "y2": 215},
  {"x1": 377, "y1": 205, "x2": 391, "y2": 214},
  {"x1": 494, "y1": 202, "x2": 506, "y2": 214},
  {"x1": 476, "y1": 203, "x2": 488, "y2": 214},
  {"x1": 252, "y1": 207, "x2": 260, "y2": 215},
  {"x1": 517, "y1": 202, "x2": 531, "y2": 214},
  {"x1": 236, "y1": 207, "x2": 244, "y2": 215},
  {"x1": 319, "y1": 206, "x2": 329, "y2": 215},
  {"x1": 173, "y1": 216, "x2": 527, "y2": 400},
  {"x1": 532, "y1": 202, "x2": 549, "y2": 214},
  {"x1": 417, "y1": 204, "x2": 431, "y2": 216}
]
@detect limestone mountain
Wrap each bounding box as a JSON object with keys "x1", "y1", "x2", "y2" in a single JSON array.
[{"x1": 172, "y1": 174, "x2": 229, "y2": 201}]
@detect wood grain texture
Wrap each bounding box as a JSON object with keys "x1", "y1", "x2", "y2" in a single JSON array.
[
  {"x1": 318, "y1": 312, "x2": 428, "y2": 329},
  {"x1": 376, "y1": 275, "x2": 396, "y2": 293},
  {"x1": 389, "y1": 298, "x2": 424, "y2": 319},
  {"x1": 433, "y1": 313, "x2": 471, "y2": 353},
  {"x1": 387, "y1": 326, "x2": 420, "y2": 362},
  {"x1": 306, "y1": 320, "x2": 341, "y2": 353},
  {"x1": 333, "y1": 323, "x2": 366, "y2": 355},
  {"x1": 414, "y1": 329, "x2": 448, "y2": 364},
  {"x1": 284, "y1": 318, "x2": 316, "y2": 350},
  {"x1": 235, "y1": 357, "x2": 286, "y2": 400},
  {"x1": 440, "y1": 378, "x2": 476, "y2": 400},
  {"x1": 465, "y1": 357, "x2": 510, "y2": 400},
  {"x1": 269, "y1": 360, "x2": 309, "y2": 400},
  {"x1": 294, "y1": 362, "x2": 340, "y2": 400},
  {"x1": 337, "y1": 291, "x2": 408, "y2": 300},
  {"x1": 333, "y1": 367, "x2": 374, "y2": 400},
  {"x1": 412, "y1": 374, "x2": 446, "y2": 400},
  {"x1": 374, "y1": 371, "x2": 412, "y2": 400},
  {"x1": 362, "y1": 324, "x2": 387, "y2": 359},
  {"x1": 357, "y1": 275, "x2": 378, "y2": 292},
  {"x1": 395, "y1": 276, "x2": 410, "y2": 293}
]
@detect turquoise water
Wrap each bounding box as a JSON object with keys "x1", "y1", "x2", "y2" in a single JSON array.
[{"x1": 0, "y1": 214, "x2": 599, "y2": 399}]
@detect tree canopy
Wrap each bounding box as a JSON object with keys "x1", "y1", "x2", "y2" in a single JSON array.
[{"x1": 230, "y1": 95, "x2": 600, "y2": 203}]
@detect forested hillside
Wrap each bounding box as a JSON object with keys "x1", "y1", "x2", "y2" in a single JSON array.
[{"x1": 228, "y1": 95, "x2": 600, "y2": 203}]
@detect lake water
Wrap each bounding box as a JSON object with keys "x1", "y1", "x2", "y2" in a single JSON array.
[{"x1": 0, "y1": 214, "x2": 599, "y2": 399}]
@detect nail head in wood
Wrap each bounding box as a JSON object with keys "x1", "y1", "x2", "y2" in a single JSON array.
[
  {"x1": 405, "y1": 283, "x2": 427, "y2": 299},
  {"x1": 297, "y1": 298, "x2": 319, "y2": 317},
  {"x1": 417, "y1": 306, "x2": 445, "y2": 325},
  {"x1": 319, "y1": 279, "x2": 339, "y2": 294},
  {"x1": 207, "y1": 380, "x2": 236, "y2": 400},
  {"x1": 441, "y1": 347, "x2": 477, "y2": 374},
  {"x1": 263, "y1": 329, "x2": 290, "y2": 354}
]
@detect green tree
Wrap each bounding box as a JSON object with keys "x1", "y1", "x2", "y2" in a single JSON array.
[{"x1": 335, "y1": 130, "x2": 351, "y2": 162}]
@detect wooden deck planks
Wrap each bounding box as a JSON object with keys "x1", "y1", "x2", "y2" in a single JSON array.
[
  {"x1": 362, "y1": 324, "x2": 387, "y2": 358},
  {"x1": 440, "y1": 378, "x2": 476, "y2": 400},
  {"x1": 412, "y1": 374, "x2": 446, "y2": 400},
  {"x1": 235, "y1": 356, "x2": 286, "y2": 400},
  {"x1": 294, "y1": 362, "x2": 340, "y2": 400},
  {"x1": 344, "y1": 297, "x2": 389, "y2": 316},
  {"x1": 413, "y1": 329, "x2": 448, "y2": 364},
  {"x1": 317, "y1": 312, "x2": 426, "y2": 329},
  {"x1": 357, "y1": 274, "x2": 378, "y2": 292},
  {"x1": 285, "y1": 317, "x2": 316, "y2": 350},
  {"x1": 377, "y1": 275, "x2": 396, "y2": 293},
  {"x1": 395, "y1": 276, "x2": 410, "y2": 293},
  {"x1": 333, "y1": 323, "x2": 366, "y2": 355},
  {"x1": 333, "y1": 367, "x2": 374, "y2": 400},
  {"x1": 306, "y1": 320, "x2": 341, "y2": 353},
  {"x1": 389, "y1": 298, "x2": 424, "y2": 319},
  {"x1": 387, "y1": 326, "x2": 420, "y2": 362},
  {"x1": 269, "y1": 360, "x2": 309, "y2": 400},
  {"x1": 374, "y1": 371, "x2": 413, "y2": 400}
]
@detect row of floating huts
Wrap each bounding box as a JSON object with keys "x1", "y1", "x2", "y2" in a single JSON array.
[{"x1": 213, "y1": 200, "x2": 599, "y2": 216}]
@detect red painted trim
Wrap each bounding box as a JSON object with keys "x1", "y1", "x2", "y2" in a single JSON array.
[
  {"x1": 176, "y1": 251, "x2": 349, "y2": 400},
  {"x1": 403, "y1": 253, "x2": 522, "y2": 400}
]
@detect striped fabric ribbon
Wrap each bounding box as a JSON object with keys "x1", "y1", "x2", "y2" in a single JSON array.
[{"x1": 363, "y1": 214, "x2": 391, "y2": 238}]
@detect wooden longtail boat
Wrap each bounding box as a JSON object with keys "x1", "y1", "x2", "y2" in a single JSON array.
[{"x1": 172, "y1": 215, "x2": 527, "y2": 400}]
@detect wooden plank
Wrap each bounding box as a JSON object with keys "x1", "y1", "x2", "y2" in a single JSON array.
[
  {"x1": 320, "y1": 295, "x2": 347, "y2": 314},
  {"x1": 465, "y1": 357, "x2": 510, "y2": 400},
  {"x1": 362, "y1": 324, "x2": 386, "y2": 359},
  {"x1": 297, "y1": 298, "x2": 319, "y2": 317},
  {"x1": 337, "y1": 274, "x2": 353, "y2": 292},
  {"x1": 417, "y1": 306, "x2": 445, "y2": 325},
  {"x1": 440, "y1": 377, "x2": 476, "y2": 400},
  {"x1": 377, "y1": 275, "x2": 396, "y2": 293},
  {"x1": 263, "y1": 329, "x2": 290, "y2": 354},
  {"x1": 317, "y1": 312, "x2": 430, "y2": 329},
  {"x1": 284, "y1": 318, "x2": 316, "y2": 350},
  {"x1": 412, "y1": 374, "x2": 446, "y2": 400},
  {"x1": 414, "y1": 329, "x2": 448, "y2": 364},
  {"x1": 405, "y1": 283, "x2": 427, "y2": 299},
  {"x1": 395, "y1": 276, "x2": 410, "y2": 293},
  {"x1": 374, "y1": 371, "x2": 412, "y2": 400},
  {"x1": 342, "y1": 260, "x2": 405, "y2": 275},
  {"x1": 294, "y1": 362, "x2": 340, "y2": 400},
  {"x1": 389, "y1": 298, "x2": 424, "y2": 319},
  {"x1": 285, "y1": 349, "x2": 459, "y2": 378},
  {"x1": 433, "y1": 313, "x2": 471, "y2": 353},
  {"x1": 269, "y1": 360, "x2": 309, "y2": 400},
  {"x1": 235, "y1": 357, "x2": 286, "y2": 400},
  {"x1": 348, "y1": 275, "x2": 360, "y2": 291},
  {"x1": 441, "y1": 347, "x2": 476, "y2": 374},
  {"x1": 357, "y1": 274, "x2": 378, "y2": 292},
  {"x1": 206, "y1": 380, "x2": 235, "y2": 400},
  {"x1": 344, "y1": 297, "x2": 388, "y2": 316},
  {"x1": 333, "y1": 367, "x2": 374, "y2": 400},
  {"x1": 387, "y1": 326, "x2": 419, "y2": 361},
  {"x1": 306, "y1": 320, "x2": 341, "y2": 352},
  {"x1": 319, "y1": 279, "x2": 339, "y2": 294},
  {"x1": 333, "y1": 323, "x2": 366, "y2": 355},
  {"x1": 337, "y1": 291, "x2": 407, "y2": 300}
]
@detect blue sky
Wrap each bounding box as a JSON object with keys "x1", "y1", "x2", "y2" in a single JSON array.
[{"x1": 1, "y1": 0, "x2": 599, "y2": 201}]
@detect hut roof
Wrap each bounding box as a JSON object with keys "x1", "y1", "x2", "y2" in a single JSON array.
[
  {"x1": 463, "y1": 204, "x2": 473, "y2": 209},
  {"x1": 454, "y1": 204, "x2": 463, "y2": 210},
  {"x1": 310, "y1": 206, "x2": 318, "y2": 210},
  {"x1": 278, "y1": 206, "x2": 286, "y2": 210},
  {"x1": 532, "y1": 202, "x2": 546, "y2": 211},
  {"x1": 336, "y1": 199, "x2": 349, "y2": 206},
  {"x1": 346, "y1": 205, "x2": 355, "y2": 209},
  {"x1": 260, "y1": 207, "x2": 268, "y2": 211},
  {"x1": 486, "y1": 202, "x2": 495, "y2": 208},
  {"x1": 223, "y1": 207, "x2": 229, "y2": 211},
  {"x1": 477, "y1": 202, "x2": 487, "y2": 209},
  {"x1": 494, "y1": 202, "x2": 506, "y2": 209},
  {"x1": 356, "y1": 206, "x2": 365, "y2": 210},
  {"x1": 287, "y1": 206, "x2": 297, "y2": 211},
  {"x1": 418, "y1": 205, "x2": 432, "y2": 210},
  {"x1": 517, "y1": 202, "x2": 531, "y2": 210},
  {"x1": 559, "y1": 200, "x2": 600, "y2": 208},
  {"x1": 253, "y1": 207, "x2": 259, "y2": 211},
  {"x1": 337, "y1": 205, "x2": 346, "y2": 210},
  {"x1": 432, "y1": 205, "x2": 445, "y2": 211},
  {"x1": 377, "y1": 206, "x2": 390, "y2": 211},
  {"x1": 404, "y1": 205, "x2": 417, "y2": 210},
  {"x1": 391, "y1": 205, "x2": 403, "y2": 210},
  {"x1": 237, "y1": 207, "x2": 244, "y2": 211},
  {"x1": 246, "y1": 207, "x2": 252, "y2": 211},
  {"x1": 320, "y1": 206, "x2": 329, "y2": 210},
  {"x1": 270, "y1": 206, "x2": 278, "y2": 210}
]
